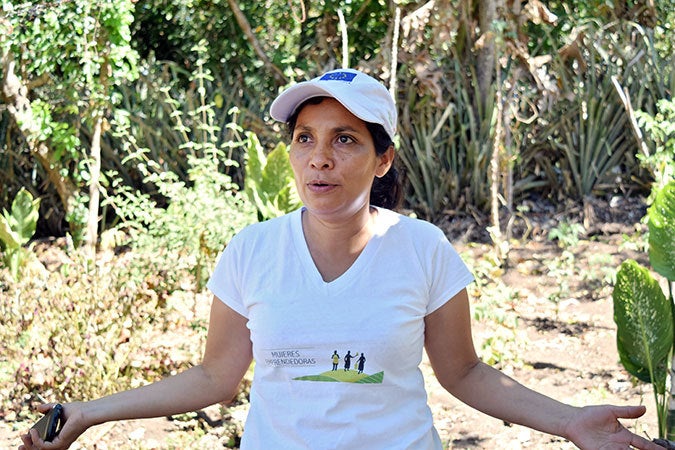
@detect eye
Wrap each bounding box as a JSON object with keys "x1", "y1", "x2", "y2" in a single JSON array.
[
  {"x1": 295, "y1": 133, "x2": 311, "y2": 144},
  {"x1": 337, "y1": 135, "x2": 354, "y2": 144}
]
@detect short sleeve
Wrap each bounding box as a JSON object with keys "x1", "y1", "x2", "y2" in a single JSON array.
[
  {"x1": 425, "y1": 232, "x2": 474, "y2": 315},
  {"x1": 206, "y1": 232, "x2": 249, "y2": 318}
]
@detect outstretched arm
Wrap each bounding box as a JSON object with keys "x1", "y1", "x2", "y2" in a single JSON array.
[
  {"x1": 424, "y1": 289, "x2": 662, "y2": 450},
  {"x1": 20, "y1": 297, "x2": 252, "y2": 450}
]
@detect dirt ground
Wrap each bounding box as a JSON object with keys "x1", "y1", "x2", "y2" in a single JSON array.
[{"x1": 2, "y1": 196, "x2": 665, "y2": 449}]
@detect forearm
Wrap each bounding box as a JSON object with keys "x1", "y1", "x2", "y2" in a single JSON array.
[
  {"x1": 83, "y1": 364, "x2": 235, "y2": 427},
  {"x1": 446, "y1": 361, "x2": 578, "y2": 439}
]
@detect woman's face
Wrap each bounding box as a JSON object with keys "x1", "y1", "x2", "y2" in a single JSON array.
[{"x1": 289, "y1": 98, "x2": 393, "y2": 222}]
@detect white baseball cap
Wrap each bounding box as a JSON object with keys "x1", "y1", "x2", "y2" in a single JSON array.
[{"x1": 270, "y1": 68, "x2": 397, "y2": 141}]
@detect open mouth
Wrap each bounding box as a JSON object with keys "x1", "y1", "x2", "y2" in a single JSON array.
[
  {"x1": 308, "y1": 181, "x2": 337, "y2": 192},
  {"x1": 309, "y1": 180, "x2": 336, "y2": 187}
]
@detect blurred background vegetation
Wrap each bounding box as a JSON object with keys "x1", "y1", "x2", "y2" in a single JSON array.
[{"x1": 1, "y1": 0, "x2": 674, "y2": 444}]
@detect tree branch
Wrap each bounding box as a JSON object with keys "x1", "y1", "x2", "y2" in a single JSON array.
[
  {"x1": 1, "y1": 49, "x2": 77, "y2": 215},
  {"x1": 226, "y1": 0, "x2": 288, "y2": 86}
]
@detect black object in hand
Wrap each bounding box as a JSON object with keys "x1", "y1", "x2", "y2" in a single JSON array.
[{"x1": 31, "y1": 404, "x2": 63, "y2": 442}]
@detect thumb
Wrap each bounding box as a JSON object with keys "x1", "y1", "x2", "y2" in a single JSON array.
[
  {"x1": 37, "y1": 403, "x2": 57, "y2": 414},
  {"x1": 612, "y1": 404, "x2": 647, "y2": 419}
]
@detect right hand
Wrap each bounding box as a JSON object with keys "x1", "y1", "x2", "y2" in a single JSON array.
[{"x1": 19, "y1": 402, "x2": 89, "y2": 450}]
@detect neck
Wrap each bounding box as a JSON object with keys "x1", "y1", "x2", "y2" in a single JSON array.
[
  {"x1": 303, "y1": 204, "x2": 376, "y2": 247},
  {"x1": 301, "y1": 205, "x2": 377, "y2": 282}
]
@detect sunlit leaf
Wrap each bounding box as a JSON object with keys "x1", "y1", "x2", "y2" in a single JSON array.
[
  {"x1": 648, "y1": 181, "x2": 675, "y2": 281},
  {"x1": 613, "y1": 260, "x2": 672, "y2": 392}
]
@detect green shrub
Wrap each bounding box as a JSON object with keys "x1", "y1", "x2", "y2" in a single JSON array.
[
  {"x1": 613, "y1": 180, "x2": 675, "y2": 439},
  {"x1": 0, "y1": 188, "x2": 41, "y2": 280},
  {"x1": 636, "y1": 98, "x2": 675, "y2": 194},
  {"x1": 397, "y1": 64, "x2": 494, "y2": 220},
  {"x1": 1, "y1": 255, "x2": 205, "y2": 417},
  {"x1": 104, "y1": 39, "x2": 258, "y2": 291},
  {"x1": 244, "y1": 135, "x2": 301, "y2": 221}
]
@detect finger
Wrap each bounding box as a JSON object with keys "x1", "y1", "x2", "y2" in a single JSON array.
[
  {"x1": 630, "y1": 432, "x2": 664, "y2": 450},
  {"x1": 28, "y1": 429, "x2": 45, "y2": 448},
  {"x1": 614, "y1": 405, "x2": 647, "y2": 419},
  {"x1": 19, "y1": 432, "x2": 33, "y2": 449},
  {"x1": 20, "y1": 431, "x2": 37, "y2": 449},
  {"x1": 36, "y1": 403, "x2": 55, "y2": 414}
]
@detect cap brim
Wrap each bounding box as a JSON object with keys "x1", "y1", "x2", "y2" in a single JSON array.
[{"x1": 270, "y1": 83, "x2": 338, "y2": 122}]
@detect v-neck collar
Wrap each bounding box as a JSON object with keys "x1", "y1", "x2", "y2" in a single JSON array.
[{"x1": 290, "y1": 207, "x2": 385, "y2": 296}]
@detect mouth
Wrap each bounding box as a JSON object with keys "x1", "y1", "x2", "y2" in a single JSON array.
[
  {"x1": 307, "y1": 180, "x2": 338, "y2": 192},
  {"x1": 308, "y1": 180, "x2": 337, "y2": 187}
]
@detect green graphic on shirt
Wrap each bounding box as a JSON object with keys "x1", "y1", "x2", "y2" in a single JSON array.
[
  {"x1": 294, "y1": 370, "x2": 384, "y2": 384},
  {"x1": 294, "y1": 350, "x2": 384, "y2": 383}
]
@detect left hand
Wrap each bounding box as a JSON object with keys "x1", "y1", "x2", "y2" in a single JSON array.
[{"x1": 564, "y1": 405, "x2": 663, "y2": 450}]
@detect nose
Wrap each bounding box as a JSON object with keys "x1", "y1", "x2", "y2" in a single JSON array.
[{"x1": 309, "y1": 142, "x2": 334, "y2": 170}]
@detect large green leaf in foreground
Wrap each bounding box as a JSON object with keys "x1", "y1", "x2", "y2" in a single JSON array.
[
  {"x1": 648, "y1": 180, "x2": 675, "y2": 281},
  {"x1": 613, "y1": 260, "x2": 672, "y2": 391}
]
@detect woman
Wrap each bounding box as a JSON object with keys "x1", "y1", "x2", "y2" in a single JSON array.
[{"x1": 20, "y1": 68, "x2": 662, "y2": 449}]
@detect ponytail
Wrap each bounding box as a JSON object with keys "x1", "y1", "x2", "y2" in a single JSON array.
[{"x1": 366, "y1": 122, "x2": 402, "y2": 210}]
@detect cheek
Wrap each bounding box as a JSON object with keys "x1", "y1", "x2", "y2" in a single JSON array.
[{"x1": 288, "y1": 150, "x2": 303, "y2": 173}]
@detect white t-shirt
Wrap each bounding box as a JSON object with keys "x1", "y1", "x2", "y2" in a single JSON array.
[{"x1": 207, "y1": 207, "x2": 474, "y2": 449}]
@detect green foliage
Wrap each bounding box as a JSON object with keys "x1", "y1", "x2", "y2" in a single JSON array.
[
  {"x1": 0, "y1": 254, "x2": 206, "y2": 418},
  {"x1": 613, "y1": 259, "x2": 672, "y2": 436},
  {"x1": 613, "y1": 180, "x2": 675, "y2": 439},
  {"x1": 544, "y1": 249, "x2": 575, "y2": 319},
  {"x1": 244, "y1": 136, "x2": 301, "y2": 221},
  {"x1": 0, "y1": 188, "x2": 41, "y2": 279},
  {"x1": 398, "y1": 65, "x2": 494, "y2": 220},
  {"x1": 521, "y1": 18, "x2": 671, "y2": 202},
  {"x1": 2, "y1": 0, "x2": 139, "y2": 242},
  {"x1": 6, "y1": 0, "x2": 139, "y2": 105},
  {"x1": 648, "y1": 181, "x2": 675, "y2": 281},
  {"x1": 105, "y1": 41, "x2": 257, "y2": 290},
  {"x1": 637, "y1": 98, "x2": 675, "y2": 192},
  {"x1": 548, "y1": 221, "x2": 586, "y2": 248},
  {"x1": 538, "y1": 71, "x2": 633, "y2": 199},
  {"x1": 131, "y1": 0, "x2": 395, "y2": 90},
  {"x1": 462, "y1": 246, "x2": 524, "y2": 369},
  {"x1": 119, "y1": 157, "x2": 254, "y2": 291}
]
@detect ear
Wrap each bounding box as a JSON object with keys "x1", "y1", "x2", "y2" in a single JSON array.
[{"x1": 375, "y1": 146, "x2": 395, "y2": 178}]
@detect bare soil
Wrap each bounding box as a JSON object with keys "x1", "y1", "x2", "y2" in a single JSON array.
[{"x1": 2, "y1": 196, "x2": 663, "y2": 449}]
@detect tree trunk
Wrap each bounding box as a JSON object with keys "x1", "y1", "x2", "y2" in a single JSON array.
[
  {"x1": 85, "y1": 113, "x2": 102, "y2": 258},
  {"x1": 477, "y1": 0, "x2": 496, "y2": 112},
  {"x1": 1, "y1": 51, "x2": 78, "y2": 221}
]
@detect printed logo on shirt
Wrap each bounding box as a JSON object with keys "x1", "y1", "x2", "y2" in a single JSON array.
[
  {"x1": 264, "y1": 349, "x2": 317, "y2": 368},
  {"x1": 293, "y1": 349, "x2": 384, "y2": 384}
]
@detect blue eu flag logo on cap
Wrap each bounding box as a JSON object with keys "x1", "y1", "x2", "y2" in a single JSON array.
[{"x1": 320, "y1": 71, "x2": 357, "y2": 82}]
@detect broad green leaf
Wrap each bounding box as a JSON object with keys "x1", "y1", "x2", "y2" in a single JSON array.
[
  {"x1": 244, "y1": 137, "x2": 301, "y2": 221},
  {"x1": 10, "y1": 188, "x2": 41, "y2": 246},
  {"x1": 0, "y1": 215, "x2": 21, "y2": 249},
  {"x1": 261, "y1": 142, "x2": 293, "y2": 196},
  {"x1": 648, "y1": 181, "x2": 675, "y2": 281},
  {"x1": 613, "y1": 260, "x2": 672, "y2": 393},
  {"x1": 244, "y1": 132, "x2": 266, "y2": 191},
  {"x1": 276, "y1": 185, "x2": 302, "y2": 215}
]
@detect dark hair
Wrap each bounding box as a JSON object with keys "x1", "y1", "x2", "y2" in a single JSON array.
[{"x1": 286, "y1": 97, "x2": 402, "y2": 210}]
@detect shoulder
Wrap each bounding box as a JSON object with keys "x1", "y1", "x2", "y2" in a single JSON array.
[
  {"x1": 227, "y1": 209, "x2": 298, "y2": 250},
  {"x1": 376, "y1": 208, "x2": 447, "y2": 241},
  {"x1": 233, "y1": 209, "x2": 297, "y2": 238}
]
